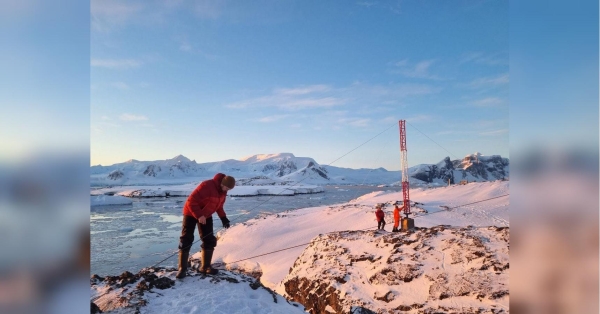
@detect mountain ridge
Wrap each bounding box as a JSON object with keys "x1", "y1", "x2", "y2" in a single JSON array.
[{"x1": 90, "y1": 152, "x2": 508, "y2": 186}]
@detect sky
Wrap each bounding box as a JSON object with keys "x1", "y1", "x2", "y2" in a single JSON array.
[{"x1": 91, "y1": 0, "x2": 509, "y2": 170}]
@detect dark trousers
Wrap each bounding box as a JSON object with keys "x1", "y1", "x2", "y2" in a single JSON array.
[
  {"x1": 378, "y1": 219, "x2": 386, "y2": 230},
  {"x1": 178, "y1": 215, "x2": 217, "y2": 252}
]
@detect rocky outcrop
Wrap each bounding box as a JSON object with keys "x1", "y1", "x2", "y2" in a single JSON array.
[
  {"x1": 411, "y1": 153, "x2": 509, "y2": 184},
  {"x1": 143, "y1": 164, "x2": 160, "y2": 177},
  {"x1": 90, "y1": 260, "x2": 297, "y2": 313},
  {"x1": 411, "y1": 157, "x2": 455, "y2": 184},
  {"x1": 282, "y1": 226, "x2": 509, "y2": 314},
  {"x1": 108, "y1": 170, "x2": 124, "y2": 180}
]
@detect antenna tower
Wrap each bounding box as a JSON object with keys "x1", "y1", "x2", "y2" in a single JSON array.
[{"x1": 399, "y1": 120, "x2": 411, "y2": 217}]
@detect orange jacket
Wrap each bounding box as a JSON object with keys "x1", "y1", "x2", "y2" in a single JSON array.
[
  {"x1": 182, "y1": 173, "x2": 228, "y2": 220},
  {"x1": 393, "y1": 206, "x2": 401, "y2": 224}
]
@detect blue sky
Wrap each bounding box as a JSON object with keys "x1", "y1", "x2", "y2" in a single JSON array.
[{"x1": 91, "y1": 0, "x2": 509, "y2": 170}]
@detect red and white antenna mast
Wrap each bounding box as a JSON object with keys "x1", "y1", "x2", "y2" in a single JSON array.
[{"x1": 399, "y1": 120, "x2": 411, "y2": 217}]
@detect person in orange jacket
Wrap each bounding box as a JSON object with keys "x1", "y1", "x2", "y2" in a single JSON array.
[
  {"x1": 392, "y1": 203, "x2": 403, "y2": 232},
  {"x1": 375, "y1": 205, "x2": 386, "y2": 230},
  {"x1": 176, "y1": 173, "x2": 235, "y2": 278}
]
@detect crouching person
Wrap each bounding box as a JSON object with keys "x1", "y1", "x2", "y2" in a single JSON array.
[{"x1": 176, "y1": 173, "x2": 235, "y2": 279}]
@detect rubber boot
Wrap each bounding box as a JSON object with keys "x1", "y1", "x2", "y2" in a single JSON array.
[
  {"x1": 176, "y1": 250, "x2": 189, "y2": 279},
  {"x1": 200, "y1": 249, "x2": 218, "y2": 275}
]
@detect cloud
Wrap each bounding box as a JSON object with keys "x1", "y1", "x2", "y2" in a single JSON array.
[
  {"x1": 278, "y1": 97, "x2": 345, "y2": 110},
  {"x1": 471, "y1": 97, "x2": 504, "y2": 107},
  {"x1": 380, "y1": 116, "x2": 400, "y2": 124},
  {"x1": 390, "y1": 59, "x2": 443, "y2": 80},
  {"x1": 179, "y1": 41, "x2": 192, "y2": 52},
  {"x1": 112, "y1": 82, "x2": 130, "y2": 90},
  {"x1": 193, "y1": 0, "x2": 225, "y2": 19},
  {"x1": 435, "y1": 130, "x2": 463, "y2": 136},
  {"x1": 338, "y1": 118, "x2": 371, "y2": 127},
  {"x1": 407, "y1": 115, "x2": 434, "y2": 123},
  {"x1": 461, "y1": 52, "x2": 508, "y2": 66},
  {"x1": 224, "y1": 85, "x2": 346, "y2": 110},
  {"x1": 479, "y1": 129, "x2": 509, "y2": 136},
  {"x1": 273, "y1": 85, "x2": 331, "y2": 96},
  {"x1": 356, "y1": 1, "x2": 402, "y2": 14},
  {"x1": 228, "y1": 96, "x2": 343, "y2": 110},
  {"x1": 464, "y1": 73, "x2": 509, "y2": 89},
  {"x1": 91, "y1": 0, "x2": 144, "y2": 31},
  {"x1": 356, "y1": 1, "x2": 377, "y2": 8},
  {"x1": 350, "y1": 81, "x2": 442, "y2": 98},
  {"x1": 119, "y1": 113, "x2": 148, "y2": 121},
  {"x1": 392, "y1": 59, "x2": 409, "y2": 67},
  {"x1": 258, "y1": 115, "x2": 291, "y2": 122},
  {"x1": 225, "y1": 82, "x2": 440, "y2": 111},
  {"x1": 91, "y1": 58, "x2": 143, "y2": 69}
]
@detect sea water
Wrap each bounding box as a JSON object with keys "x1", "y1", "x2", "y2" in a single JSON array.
[{"x1": 90, "y1": 185, "x2": 401, "y2": 276}]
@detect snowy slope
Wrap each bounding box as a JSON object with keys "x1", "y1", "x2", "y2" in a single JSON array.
[{"x1": 91, "y1": 181, "x2": 509, "y2": 313}]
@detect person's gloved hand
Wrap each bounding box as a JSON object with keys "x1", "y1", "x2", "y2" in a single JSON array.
[{"x1": 220, "y1": 216, "x2": 231, "y2": 229}]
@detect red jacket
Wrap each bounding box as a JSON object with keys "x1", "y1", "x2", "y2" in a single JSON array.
[
  {"x1": 375, "y1": 208, "x2": 385, "y2": 221},
  {"x1": 183, "y1": 173, "x2": 228, "y2": 220}
]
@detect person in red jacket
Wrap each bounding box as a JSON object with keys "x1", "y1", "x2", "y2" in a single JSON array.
[
  {"x1": 176, "y1": 173, "x2": 235, "y2": 278},
  {"x1": 375, "y1": 205, "x2": 386, "y2": 231}
]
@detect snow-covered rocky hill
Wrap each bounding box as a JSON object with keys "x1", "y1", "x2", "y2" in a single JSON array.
[
  {"x1": 90, "y1": 265, "x2": 307, "y2": 314},
  {"x1": 90, "y1": 152, "x2": 508, "y2": 187},
  {"x1": 91, "y1": 181, "x2": 509, "y2": 313},
  {"x1": 282, "y1": 226, "x2": 509, "y2": 314}
]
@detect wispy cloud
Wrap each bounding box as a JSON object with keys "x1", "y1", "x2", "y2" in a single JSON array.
[
  {"x1": 356, "y1": 1, "x2": 377, "y2": 8},
  {"x1": 91, "y1": 58, "x2": 143, "y2": 69},
  {"x1": 193, "y1": 0, "x2": 225, "y2": 19},
  {"x1": 390, "y1": 59, "x2": 444, "y2": 80},
  {"x1": 258, "y1": 114, "x2": 291, "y2": 122},
  {"x1": 472, "y1": 119, "x2": 507, "y2": 128},
  {"x1": 349, "y1": 81, "x2": 442, "y2": 98},
  {"x1": 179, "y1": 41, "x2": 192, "y2": 52},
  {"x1": 479, "y1": 129, "x2": 509, "y2": 136},
  {"x1": 225, "y1": 82, "x2": 440, "y2": 111},
  {"x1": 461, "y1": 52, "x2": 508, "y2": 66},
  {"x1": 274, "y1": 85, "x2": 331, "y2": 96},
  {"x1": 435, "y1": 130, "x2": 463, "y2": 136},
  {"x1": 407, "y1": 115, "x2": 434, "y2": 123},
  {"x1": 338, "y1": 118, "x2": 371, "y2": 127},
  {"x1": 356, "y1": 1, "x2": 402, "y2": 14},
  {"x1": 463, "y1": 73, "x2": 509, "y2": 89},
  {"x1": 380, "y1": 116, "x2": 402, "y2": 124},
  {"x1": 225, "y1": 84, "x2": 346, "y2": 110},
  {"x1": 471, "y1": 97, "x2": 504, "y2": 107},
  {"x1": 91, "y1": 0, "x2": 144, "y2": 32},
  {"x1": 112, "y1": 82, "x2": 130, "y2": 90},
  {"x1": 119, "y1": 113, "x2": 148, "y2": 121}
]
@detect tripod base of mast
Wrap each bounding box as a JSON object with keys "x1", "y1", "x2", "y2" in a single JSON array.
[{"x1": 401, "y1": 218, "x2": 415, "y2": 231}]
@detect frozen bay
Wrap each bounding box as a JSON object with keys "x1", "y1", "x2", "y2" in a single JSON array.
[{"x1": 90, "y1": 185, "x2": 401, "y2": 276}]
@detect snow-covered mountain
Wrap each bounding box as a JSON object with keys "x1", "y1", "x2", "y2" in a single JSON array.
[
  {"x1": 90, "y1": 153, "x2": 398, "y2": 186},
  {"x1": 90, "y1": 152, "x2": 508, "y2": 187},
  {"x1": 407, "y1": 152, "x2": 509, "y2": 185}
]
